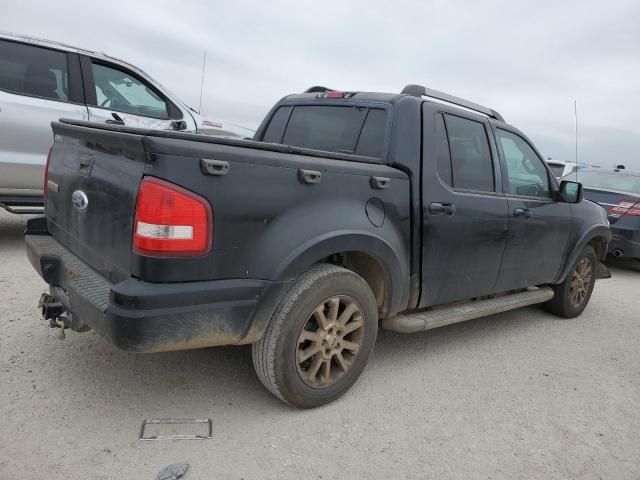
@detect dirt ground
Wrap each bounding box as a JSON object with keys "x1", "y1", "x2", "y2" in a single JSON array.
[{"x1": 0, "y1": 209, "x2": 638, "y2": 480}]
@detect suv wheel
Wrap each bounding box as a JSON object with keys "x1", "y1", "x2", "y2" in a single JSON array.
[
  {"x1": 252, "y1": 264, "x2": 378, "y2": 408},
  {"x1": 545, "y1": 245, "x2": 597, "y2": 318}
]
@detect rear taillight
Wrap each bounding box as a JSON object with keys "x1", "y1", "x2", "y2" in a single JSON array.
[
  {"x1": 43, "y1": 147, "x2": 52, "y2": 194},
  {"x1": 133, "y1": 177, "x2": 213, "y2": 256},
  {"x1": 607, "y1": 199, "x2": 640, "y2": 217}
]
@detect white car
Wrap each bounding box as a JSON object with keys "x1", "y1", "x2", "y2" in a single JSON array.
[
  {"x1": 0, "y1": 31, "x2": 253, "y2": 212},
  {"x1": 545, "y1": 158, "x2": 593, "y2": 179}
]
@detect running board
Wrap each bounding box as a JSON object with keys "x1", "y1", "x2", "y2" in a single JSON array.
[{"x1": 382, "y1": 287, "x2": 554, "y2": 334}]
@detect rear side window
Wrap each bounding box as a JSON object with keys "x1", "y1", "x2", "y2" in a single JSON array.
[
  {"x1": 435, "y1": 114, "x2": 453, "y2": 187},
  {"x1": 265, "y1": 105, "x2": 387, "y2": 158},
  {"x1": 444, "y1": 114, "x2": 495, "y2": 192},
  {"x1": 0, "y1": 40, "x2": 69, "y2": 101}
]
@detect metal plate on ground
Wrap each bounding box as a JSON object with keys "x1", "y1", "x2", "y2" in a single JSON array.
[{"x1": 139, "y1": 418, "x2": 212, "y2": 441}]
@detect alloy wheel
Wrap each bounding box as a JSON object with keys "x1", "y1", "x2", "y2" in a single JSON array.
[
  {"x1": 569, "y1": 257, "x2": 592, "y2": 308},
  {"x1": 296, "y1": 295, "x2": 365, "y2": 388}
]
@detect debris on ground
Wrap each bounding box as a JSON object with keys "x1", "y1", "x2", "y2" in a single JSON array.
[{"x1": 157, "y1": 463, "x2": 189, "y2": 480}]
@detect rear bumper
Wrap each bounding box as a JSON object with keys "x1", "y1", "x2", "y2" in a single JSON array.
[
  {"x1": 609, "y1": 226, "x2": 640, "y2": 259},
  {"x1": 25, "y1": 230, "x2": 279, "y2": 352}
]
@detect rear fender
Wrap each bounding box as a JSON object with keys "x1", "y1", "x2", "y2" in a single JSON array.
[{"x1": 245, "y1": 197, "x2": 410, "y2": 315}]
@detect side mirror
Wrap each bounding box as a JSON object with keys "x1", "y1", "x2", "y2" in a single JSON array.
[{"x1": 559, "y1": 180, "x2": 583, "y2": 203}]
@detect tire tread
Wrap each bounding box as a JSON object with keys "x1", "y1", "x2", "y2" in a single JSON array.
[{"x1": 252, "y1": 264, "x2": 360, "y2": 405}]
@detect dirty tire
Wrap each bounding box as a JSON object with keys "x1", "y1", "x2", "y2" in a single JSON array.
[
  {"x1": 545, "y1": 246, "x2": 597, "y2": 318},
  {"x1": 252, "y1": 264, "x2": 378, "y2": 408}
]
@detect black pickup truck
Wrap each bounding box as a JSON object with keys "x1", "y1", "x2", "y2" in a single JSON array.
[{"x1": 26, "y1": 84, "x2": 611, "y2": 407}]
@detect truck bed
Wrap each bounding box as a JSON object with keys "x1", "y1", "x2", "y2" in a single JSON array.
[{"x1": 45, "y1": 119, "x2": 411, "y2": 313}]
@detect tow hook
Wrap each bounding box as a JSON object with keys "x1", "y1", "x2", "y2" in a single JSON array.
[{"x1": 38, "y1": 293, "x2": 71, "y2": 339}]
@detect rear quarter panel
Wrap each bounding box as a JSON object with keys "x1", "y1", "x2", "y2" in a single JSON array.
[{"x1": 137, "y1": 136, "x2": 412, "y2": 314}]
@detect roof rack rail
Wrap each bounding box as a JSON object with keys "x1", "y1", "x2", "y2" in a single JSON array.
[
  {"x1": 303, "y1": 86, "x2": 336, "y2": 93},
  {"x1": 401, "y1": 84, "x2": 504, "y2": 122}
]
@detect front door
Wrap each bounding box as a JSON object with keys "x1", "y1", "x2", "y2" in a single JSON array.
[
  {"x1": 492, "y1": 127, "x2": 572, "y2": 291},
  {"x1": 419, "y1": 109, "x2": 509, "y2": 308},
  {"x1": 80, "y1": 57, "x2": 190, "y2": 131}
]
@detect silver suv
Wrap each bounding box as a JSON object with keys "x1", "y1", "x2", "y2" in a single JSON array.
[{"x1": 0, "y1": 31, "x2": 252, "y2": 213}]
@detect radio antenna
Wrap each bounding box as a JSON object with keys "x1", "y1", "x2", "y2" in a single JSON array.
[
  {"x1": 198, "y1": 50, "x2": 207, "y2": 114},
  {"x1": 574, "y1": 100, "x2": 578, "y2": 181}
]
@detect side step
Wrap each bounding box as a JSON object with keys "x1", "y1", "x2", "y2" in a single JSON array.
[{"x1": 382, "y1": 287, "x2": 554, "y2": 334}]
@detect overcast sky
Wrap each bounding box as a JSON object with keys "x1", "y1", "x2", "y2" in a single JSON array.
[{"x1": 3, "y1": 0, "x2": 639, "y2": 168}]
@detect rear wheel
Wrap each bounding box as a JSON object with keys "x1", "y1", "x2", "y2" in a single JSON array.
[
  {"x1": 545, "y1": 246, "x2": 597, "y2": 318},
  {"x1": 252, "y1": 264, "x2": 378, "y2": 408}
]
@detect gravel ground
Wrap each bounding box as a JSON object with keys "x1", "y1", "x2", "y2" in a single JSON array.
[{"x1": 0, "y1": 209, "x2": 638, "y2": 480}]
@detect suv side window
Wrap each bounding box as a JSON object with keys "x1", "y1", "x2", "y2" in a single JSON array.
[
  {"x1": 497, "y1": 129, "x2": 551, "y2": 198},
  {"x1": 89, "y1": 62, "x2": 169, "y2": 119},
  {"x1": 444, "y1": 114, "x2": 495, "y2": 192},
  {"x1": 0, "y1": 40, "x2": 69, "y2": 101}
]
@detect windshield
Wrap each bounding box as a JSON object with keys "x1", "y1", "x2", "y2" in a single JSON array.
[{"x1": 567, "y1": 171, "x2": 640, "y2": 195}]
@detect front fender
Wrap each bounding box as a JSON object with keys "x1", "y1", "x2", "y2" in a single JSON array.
[{"x1": 556, "y1": 224, "x2": 611, "y2": 283}]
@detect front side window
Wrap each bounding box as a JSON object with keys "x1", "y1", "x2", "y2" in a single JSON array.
[
  {"x1": 90, "y1": 63, "x2": 169, "y2": 118},
  {"x1": 0, "y1": 40, "x2": 69, "y2": 101},
  {"x1": 444, "y1": 114, "x2": 495, "y2": 192},
  {"x1": 497, "y1": 129, "x2": 551, "y2": 198}
]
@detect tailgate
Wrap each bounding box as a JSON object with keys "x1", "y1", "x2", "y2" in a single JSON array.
[{"x1": 46, "y1": 121, "x2": 147, "y2": 283}]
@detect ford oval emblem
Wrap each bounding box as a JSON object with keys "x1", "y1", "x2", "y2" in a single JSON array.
[{"x1": 71, "y1": 190, "x2": 89, "y2": 211}]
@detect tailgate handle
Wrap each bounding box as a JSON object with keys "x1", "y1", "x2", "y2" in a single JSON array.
[
  {"x1": 78, "y1": 154, "x2": 94, "y2": 175},
  {"x1": 370, "y1": 176, "x2": 390, "y2": 189},
  {"x1": 298, "y1": 169, "x2": 322, "y2": 185},
  {"x1": 200, "y1": 158, "x2": 230, "y2": 176}
]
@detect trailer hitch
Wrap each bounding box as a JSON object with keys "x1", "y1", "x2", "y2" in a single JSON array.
[{"x1": 38, "y1": 293, "x2": 71, "y2": 339}]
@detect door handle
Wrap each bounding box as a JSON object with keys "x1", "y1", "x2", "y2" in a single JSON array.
[
  {"x1": 514, "y1": 208, "x2": 532, "y2": 218},
  {"x1": 429, "y1": 202, "x2": 456, "y2": 216},
  {"x1": 106, "y1": 112, "x2": 125, "y2": 125},
  {"x1": 298, "y1": 169, "x2": 322, "y2": 185}
]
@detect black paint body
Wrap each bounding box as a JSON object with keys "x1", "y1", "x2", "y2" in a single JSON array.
[{"x1": 25, "y1": 91, "x2": 611, "y2": 351}]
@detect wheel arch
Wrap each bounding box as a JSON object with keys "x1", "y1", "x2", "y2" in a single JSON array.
[
  {"x1": 274, "y1": 231, "x2": 410, "y2": 317},
  {"x1": 556, "y1": 225, "x2": 611, "y2": 283}
]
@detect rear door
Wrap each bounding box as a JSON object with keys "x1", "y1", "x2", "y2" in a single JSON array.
[
  {"x1": 80, "y1": 56, "x2": 193, "y2": 132},
  {"x1": 0, "y1": 39, "x2": 88, "y2": 196},
  {"x1": 419, "y1": 108, "x2": 509, "y2": 307},
  {"x1": 492, "y1": 127, "x2": 572, "y2": 291}
]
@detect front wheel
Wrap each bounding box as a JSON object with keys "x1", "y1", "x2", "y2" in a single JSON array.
[
  {"x1": 545, "y1": 245, "x2": 597, "y2": 318},
  {"x1": 252, "y1": 264, "x2": 378, "y2": 408}
]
